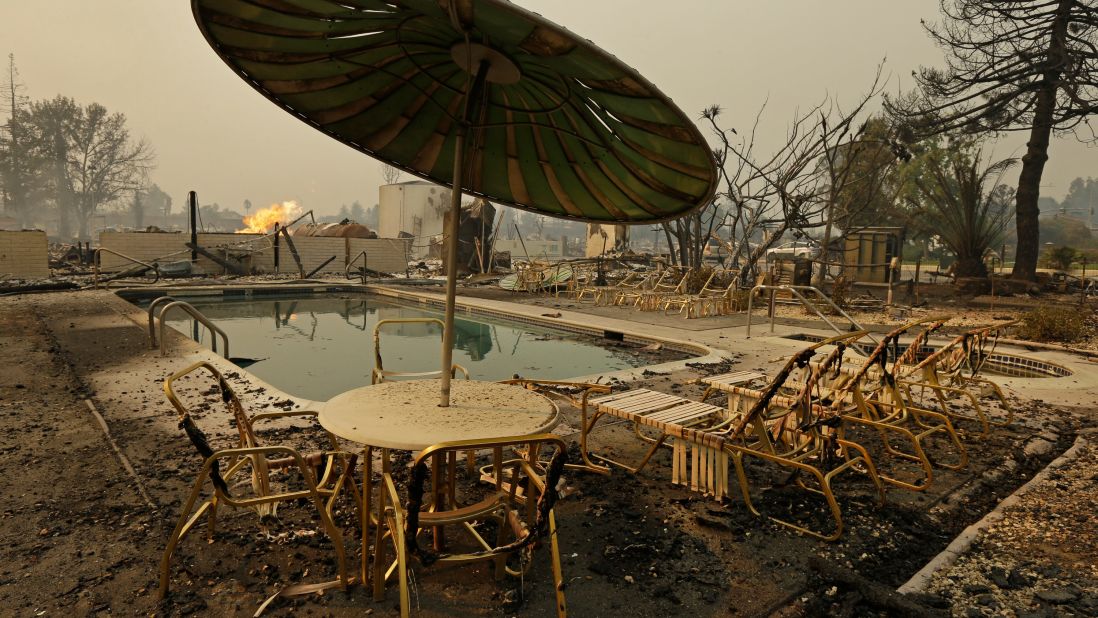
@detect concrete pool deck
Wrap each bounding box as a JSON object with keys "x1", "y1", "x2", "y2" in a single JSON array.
[
  {"x1": 2, "y1": 281, "x2": 1097, "y2": 615},
  {"x1": 368, "y1": 283, "x2": 1098, "y2": 410},
  {"x1": 30, "y1": 279, "x2": 1098, "y2": 417}
]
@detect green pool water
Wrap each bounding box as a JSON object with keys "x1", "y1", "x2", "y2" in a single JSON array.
[{"x1": 162, "y1": 295, "x2": 683, "y2": 400}]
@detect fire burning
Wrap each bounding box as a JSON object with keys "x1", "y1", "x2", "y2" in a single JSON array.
[{"x1": 237, "y1": 200, "x2": 302, "y2": 234}]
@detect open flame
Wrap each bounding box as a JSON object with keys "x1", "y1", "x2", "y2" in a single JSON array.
[{"x1": 237, "y1": 200, "x2": 302, "y2": 234}]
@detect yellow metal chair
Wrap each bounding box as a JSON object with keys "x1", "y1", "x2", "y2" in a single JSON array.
[
  {"x1": 713, "y1": 340, "x2": 887, "y2": 541},
  {"x1": 895, "y1": 320, "x2": 1020, "y2": 436},
  {"x1": 372, "y1": 317, "x2": 470, "y2": 384},
  {"x1": 373, "y1": 434, "x2": 569, "y2": 617},
  {"x1": 662, "y1": 270, "x2": 742, "y2": 317},
  {"x1": 158, "y1": 361, "x2": 356, "y2": 600}
]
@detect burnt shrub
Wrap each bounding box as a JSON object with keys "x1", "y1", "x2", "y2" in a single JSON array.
[{"x1": 1016, "y1": 306, "x2": 1092, "y2": 343}]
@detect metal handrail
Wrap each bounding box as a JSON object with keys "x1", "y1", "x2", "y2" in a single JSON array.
[
  {"x1": 93, "y1": 248, "x2": 161, "y2": 289},
  {"x1": 147, "y1": 296, "x2": 179, "y2": 348},
  {"x1": 746, "y1": 284, "x2": 878, "y2": 345},
  {"x1": 157, "y1": 300, "x2": 230, "y2": 358},
  {"x1": 346, "y1": 250, "x2": 368, "y2": 283}
]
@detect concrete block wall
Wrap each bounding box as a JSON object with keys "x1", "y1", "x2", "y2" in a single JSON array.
[
  {"x1": 98, "y1": 231, "x2": 410, "y2": 275},
  {"x1": 98, "y1": 231, "x2": 189, "y2": 270},
  {"x1": 0, "y1": 230, "x2": 50, "y2": 279}
]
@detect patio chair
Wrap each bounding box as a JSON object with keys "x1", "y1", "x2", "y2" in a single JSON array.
[
  {"x1": 703, "y1": 336, "x2": 887, "y2": 541},
  {"x1": 584, "y1": 387, "x2": 732, "y2": 498},
  {"x1": 615, "y1": 267, "x2": 688, "y2": 308},
  {"x1": 608, "y1": 269, "x2": 660, "y2": 306},
  {"x1": 372, "y1": 318, "x2": 470, "y2": 384},
  {"x1": 554, "y1": 263, "x2": 593, "y2": 300},
  {"x1": 572, "y1": 269, "x2": 635, "y2": 304},
  {"x1": 637, "y1": 266, "x2": 691, "y2": 310},
  {"x1": 372, "y1": 434, "x2": 569, "y2": 618},
  {"x1": 158, "y1": 361, "x2": 356, "y2": 600},
  {"x1": 894, "y1": 320, "x2": 1020, "y2": 436},
  {"x1": 835, "y1": 323, "x2": 971, "y2": 473},
  {"x1": 660, "y1": 270, "x2": 745, "y2": 318}
]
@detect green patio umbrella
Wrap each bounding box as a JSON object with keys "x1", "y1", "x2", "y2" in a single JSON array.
[{"x1": 193, "y1": 0, "x2": 718, "y2": 405}]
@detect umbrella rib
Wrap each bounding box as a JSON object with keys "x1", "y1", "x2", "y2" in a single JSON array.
[
  {"x1": 502, "y1": 103, "x2": 534, "y2": 205},
  {"x1": 572, "y1": 99, "x2": 694, "y2": 212},
  {"x1": 333, "y1": 50, "x2": 461, "y2": 123},
  {"x1": 512, "y1": 89, "x2": 592, "y2": 219},
  {"x1": 195, "y1": 0, "x2": 718, "y2": 224}
]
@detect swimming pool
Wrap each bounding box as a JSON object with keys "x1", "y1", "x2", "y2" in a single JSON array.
[{"x1": 156, "y1": 294, "x2": 687, "y2": 400}]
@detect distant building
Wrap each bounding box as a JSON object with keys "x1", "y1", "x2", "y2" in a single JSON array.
[
  {"x1": 493, "y1": 238, "x2": 564, "y2": 262},
  {"x1": 585, "y1": 223, "x2": 628, "y2": 257},
  {"x1": 377, "y1": 181, "x2": 452, "y2": 258}
]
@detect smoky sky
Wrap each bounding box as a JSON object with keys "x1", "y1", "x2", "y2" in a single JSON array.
[{"x1": 2, "y1": 1, "x2": 1094, "y2": 216}]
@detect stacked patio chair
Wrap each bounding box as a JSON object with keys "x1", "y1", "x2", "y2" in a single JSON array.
[
  {"x1": 372, "y1": 435, "x2": 569, "y2": 618},
  {"x1": 581, "y1": 334, "x2": 890, "y2": 540},
  {"x1": 562, "y1": 338, "x2": 892, "y2": 540},
  {"x1": 660, "y1": 270, "x2": 742, "y2": 318},
  {"x1": 573, "y1": 269, "x2": 639, "y2": 305},
  {"x1": 634, "y1": 266, "x2": 692, "y2": 311},
  {"x1": 699, "y1": 332, "x2": 890, "y2": 540},
  {"x1": 799, "y1": 322, "x2": 969, "y2": 481},
  {"x1": 158, "y1": 361, "x2": 357, "y2": 600},
  {"x1": 709, "y1": 321, "x2": 969, "y2": 491},
  {"x1": 893, "y1": 320, "x2": 1020, "y2": 436}
]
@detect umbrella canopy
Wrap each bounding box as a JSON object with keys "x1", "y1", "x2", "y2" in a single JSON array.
[{"x1": 192, "y1": 0, "x2": 717, "y2": 223}]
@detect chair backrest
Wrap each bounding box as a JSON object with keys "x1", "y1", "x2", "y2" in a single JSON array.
[
  {"x1": 726, "y1": 330, "x2": 869, "y2": 441},
  {"x1": 164, "y1": 361, "x2": 260, "y2": 494},
  {"x1": 702, "y1": 270, "x2": 738, "y2": 297},
  {"x1": 164, "y1": 361, "x2": 256, "y2": 448},
  {"x1": 618, "y1": 270, "x2": 653, "y2": 290},
  {"x1": 908, "y1": 319, "x2": 1018, "y2": 381},
  {"x1": 650, "y1": 266, "x2": 685, "y2": 294},
  {"x1": 404, "y1": 434, "x2": 568, "y2": 559},
  {"x1": 373, "y1": 318, "x2": 469, "y2": 383}
]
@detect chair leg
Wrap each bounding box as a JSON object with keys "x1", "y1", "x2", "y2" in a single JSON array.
[
  {"x1": 394, "y1": 509, "x2": 410, "y2": 618},
  {"x1": 548, "y1": 510, "x2": 568, "y2": 618},
  {"x1": 835, "y1": 439, "x2": 886, "y2": 504},
  {"x1": 159, "y1": 469, "x2": 218, "y2": 599}
]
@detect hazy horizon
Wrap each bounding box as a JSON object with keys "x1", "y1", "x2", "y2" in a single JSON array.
[{"x1": 2, "y1": 1, "x2": 1095, "y2": 220}]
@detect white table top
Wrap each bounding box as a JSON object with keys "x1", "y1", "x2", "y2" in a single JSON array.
[{"x1": 318, "y1": 379, "x2": 559, "y2": 451}]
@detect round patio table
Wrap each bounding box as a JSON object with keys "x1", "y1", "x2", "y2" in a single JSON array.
[
  {"x1": 320, "y1": 379, "x2": 558, "y2": 450},
  {"x1": 317, "y1": 379, "x2": 559, "y2": 588}
]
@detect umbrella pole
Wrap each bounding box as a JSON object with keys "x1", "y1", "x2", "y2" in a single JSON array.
[
  {"x1": 440, "y1": 129, "x2": 466, "y2": 407},
  {"x1": 441, "y1": 60, "x2": 489, "y2": 407}
]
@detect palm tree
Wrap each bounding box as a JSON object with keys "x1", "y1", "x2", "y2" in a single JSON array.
[{"x1": 903, "y1": 141, "x2": 1016, "y2": 278}]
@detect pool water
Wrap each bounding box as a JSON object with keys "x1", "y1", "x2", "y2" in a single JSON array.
[{"x1": 163, "y1": 295, "x2": 681, "y2": 400}]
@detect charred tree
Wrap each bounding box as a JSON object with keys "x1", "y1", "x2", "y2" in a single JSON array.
[{"x1": 886, "y1": 0, "x2": 1098, "y2": 281}]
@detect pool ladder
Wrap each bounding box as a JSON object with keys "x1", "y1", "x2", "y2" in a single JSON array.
[
  {"x1": 745, "y1": 284, "x2": 878, "y2": 346},
  {"x1": 148, "y1": 296, "x2": 230, "y2": 358}
]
